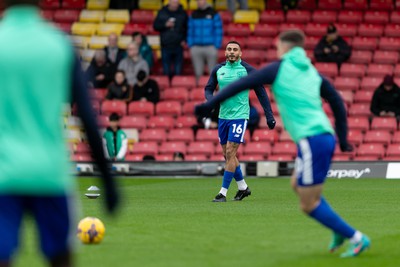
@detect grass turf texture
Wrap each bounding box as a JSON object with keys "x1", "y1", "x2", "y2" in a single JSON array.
[{"x1": 15, "y1": 177, "x2": 400, "y2": 267}]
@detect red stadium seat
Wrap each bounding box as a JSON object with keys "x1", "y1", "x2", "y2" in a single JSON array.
[
  {"x1": 357, "y1": 143, "x2": 385, "y2": 158},
  {"x1": 335, "y1": 23, "x2": 357, "y2": 37},
  {"x1": 40, "y1": 10, "x2": 54, "y2": 20},
  {"x1": 240, "y1": 154, "x2": 265, "y2": 161},
  {"x1": 75, "y1": 142, "x2": 91, "y2": 154},
  {"x1": 366, "y1": 64, "x2": 394, "y2": 78},
  {"x1": 348, "y1": 50, "x2": 373, "y2": 64},
  {"x1": 187, "y1": 141, "x2": 215, "y2": 156},
  {"x1": 337, "y1": 90, "x2": 353, "y2": 104},
  {"x1": 386, "y1": 144, "x2": 400, "y2": 157},
  {"x1": 209, "y1": 154, "x2": 226, "y2": 161},
  {"x1": 358, "y1": 24, "x2": 384, "y2": 38},
  {"x1": 151, "y1": 76, "x2": 170, "y2": 90},
  {"x1": 390, "y1": 11, "x2": 400, "y2": 24},
  {"x1": 71, "y1": 154, "x2": 92, "y2": 162},
  {"x1": 354, "y1": 90, "x2": 373, "y2": 103},
  {"x1": 344, "y1": 0, "x2": 367, "y2": 10},
  {"x1": 128, "y1": 101, "x2": 154, "y2": 116},
  {"x1": 315, "y1": 63, "x2": 338, "y2": 78},
  {"x1": 259, "y1": 10, "x2": 284, "y2": 24},
  {"x1": 53, "y1": 9, "x2": 79, "y2": 23},
  {"x1": 337, "y1": 10, "x2": 363, "y2": 24},
  {"x1": 167, "y1": 128, "x2": 194, "y2": 143},
  {"x1": 131, "y1": 142, "x2": 158, "y2": 156},
  {"x1": 334, "y1": 145, "x2": 356, "y2": 158},
  {"x1": 266, "y1": 0, "x2": 282, "y2": 8},
  {"x1": 364, "y1": 130, "x2": 391, "y2": 145},
  {"x1": 268, "y1": 154, "x2": 295, "y2": 161},
  {"x1": 39, "y1": 0, "x2": 59, "y2": 9},
  {"x1": 245, "y1": 36, "x2": 273, "y2": 50},
  {"x1": 123, "y1": 23, "x2": 150, "y2": 35},
  {"x1": 156, "y1": 101, "x2": 182, "y2": 117},
  {"x1": 96, "y1": 115, "x2": 109, "y2": 128},
  {"x1": 155, "y1": 154, "x2": 173, "y2": 161},
  {"x1": 197, "y1": 76, "x2": 210, "y2": 87},
  {"x1": 279, "y1": 131, "x2": 292, "y2": 142},
  {"x1": 125, "y1": 154, "x2": 145, "y2": 161},
  {"x1": 175, "y1": 115, "x2": 197, "y2": 128},
  {"x1": 54, "y1": 22, "x2": 72, "y2": 33},
  {"x1": 379, "y1": 37, "x2": 400, "y2": 51},
  {"x1": 334, "y1": 77, "x2": 360, "y2": 91},
  {"x1": 395, "y1": 65, "x2": 400, "y2": 76},
  {"x1": 219, "y1": 11, "x2": 233, "y2": 24},
  {"x1": 196, "y1": 129, "x2": 219, "y2": 143},
  {"x1": 304, "y1": 24, "x2": 328, "y2": 37},
  {"x1": 286, "y1": 10, "x2": 311, "y2": 23},
  {"x1": 383, "y1": 156, "x2": 400, "y2": 160},
  {"x1": 298, "y1": 0, "x2": 317, "y2": 9},
  {"x1": 62, "y1": 0, "x2": 86, "y2": 9},
  {"x1": 353, "y1": 155, "x2": 380, "y2": 161},
  {"x1": 252, "y1": 129, "x2": 278, "y2": 143},
  {"x1": 119, "y1": 116, "x2": 147, "y2": 130},
  {"x1": 226, "y1": 24, "x2": 251, "y2": 37},
  {"x1": 384, "y1": 24, "x2": 400, "y2": 38},
  {"x1": 318, "y1": 0, "x2": 342, "y2": 10},
  {"x1": 272, "y1": 142, "x2": 297, "y2": 156},
  {"x1": 370, "y1": 0, "x2": 393, "y2": 10},
  {"x1": 171, "y1": 76, "x2": 196, "y2": 89},
  {"x1": 373, "y1": 51, "x2": 399, "y2": 65},
  {"x1": 340, "y1": 63, "x2": 366, "y2": 78},
  {"x1": 279, "y1": 23, "x2": 304, "y2": 32},
  {"x1": 140, "y1": 129, "x2": 167, "y2": 143},
  {"x1": 348, "y1": 130, "x2": 364, "y2": 145},
  {"x1": 159, "y1": 141, "x2": 187, "y2": 154},
  {"x1": 364, "y1": 11, "x2": 389, "y2": 24},
  {"x1": 351, "y1": 37, "x2": 378, "y2": 51},
  {"x1": 101, "y1": 100, "x2": 127, "y2": 116},
  {"x1": 371, "y1": 117, "x2": 398, "y2": 131},
  {"x1": 332, "y1": 155, "x2": 351, "y2": 161},
  {"x1": 253, "y1": 24, "x2": 279, "y2": 37},
  {"x1": 348, "y1": 104, "x2": 372, "y2": 117},
  {"x1": 163, "y1": 88, "x2": 189, "y2": 102},
  {"x1": 147, "y1": 115, "x2": 175, "y2": 129},
  {"x1": 189, "y1": 88, "x2": 205, "y2": 101},
  {"x1": 360, "y1": 76, "x2": 383, "y2": 91},
  {"x1": 90, "y1": 89, "x2": 107, "y2": 101},
  {"x1": 182, "y1": 101, "x2": 200, "y2": 115},
  {"x1": 312, "y1": 10, "x2": 337, "y2": 23},
  {"x1": 185, "y1": 154, "x2": 208, "y2": 161},
  {"x1": 244, "y1": 142, "x2": 271, "y2": 156},
  {"x1": 265, "y1": 49, "x2": 278, "y2": 62},
  {"x1": 131, "y1": 10, "x2": 154, "y2": 24},
  {"x1": 392, "y1": 131, "x2": 400, "y2": 143}
]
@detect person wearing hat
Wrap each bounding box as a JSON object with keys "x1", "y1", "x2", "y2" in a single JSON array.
[
  {"x1": 314, "y1": 24, "x2": 351, "y2": 70},
  {"x1": 370, "y1": 75, "x2": 400, "y2": 118}
]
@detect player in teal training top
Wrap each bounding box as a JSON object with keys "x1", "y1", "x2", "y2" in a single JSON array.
[
  {"x1": 0, "y1": 1, "x2": 119, "y2": 266},
  {"x1": 196, "y1": 30, "x2": 370, "y2": 257},
  {"x1": 204, "y1": 41, "x2": 276, "y2": 202}
]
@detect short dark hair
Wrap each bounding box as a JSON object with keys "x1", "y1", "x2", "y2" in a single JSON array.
[
  {"x1": 131, "y1": 32, "x2": 142, "y2": 38},
  {"x1": 115, "y1": 69, "x2": 126, "y2": 76},
  {"x1": 109, "y1": 113, "x2": 120, "y2": 122},
  {"x1": 226, "y1": 40, "x2": 241, "y2": 48},
  {"x1": 279, "y1": 30, "x2": 305, "y2": 48},
  {"x1": 173, "y1": 151, "x2": 185, "y2": 160},
  {"x1": 136, "y1": 69, "x2": 147, "y2": 81}
]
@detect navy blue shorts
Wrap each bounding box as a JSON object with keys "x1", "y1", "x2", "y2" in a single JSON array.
[
  {"x1": 295, "y1": 133, "x2": 336, "y2": 186},
  {"x1": 0, "y1": 195, "x2": 72, "y2": 261},
  {"x1": 218, "y1": 119, "x2": 248, "y2": 145}
]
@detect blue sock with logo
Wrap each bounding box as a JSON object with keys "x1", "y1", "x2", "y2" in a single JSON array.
[
  {"x1": 309, "y1": 197, "x2": 356, "y2": 238},
  {"x1": 233, "y1": 165, "x2": 243, "y2": 181},
  {"x1": 222, "y1": 171, "x2": 234, "y2": 189}
]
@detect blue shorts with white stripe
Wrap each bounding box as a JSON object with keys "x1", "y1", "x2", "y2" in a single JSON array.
[{"x1": 218, "y1": 118, "x2": 248, "y2": 145}]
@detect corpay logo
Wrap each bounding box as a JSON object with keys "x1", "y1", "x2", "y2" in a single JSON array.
[{"x1": 327, "y1": 168, "x2": 371, "y2": 179}]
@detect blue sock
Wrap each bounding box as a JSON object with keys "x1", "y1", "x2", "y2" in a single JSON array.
[
  {"x1": 222, "y1": 171, "x2": 234, "y2": 189},
  {"x1": 309, "y1": 197, "x2": 356, "y2": 238},
  {"x1": 233, "y1": 166, "x2": 243, "y2": 181}
]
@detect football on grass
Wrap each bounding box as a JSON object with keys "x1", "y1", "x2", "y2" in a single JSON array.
[{"x1": 77, "y1": 217, "x2": 105, "y2": 244}]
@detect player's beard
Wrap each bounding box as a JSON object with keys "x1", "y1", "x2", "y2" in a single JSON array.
[{"x1": 226, "y1": 54, "x2": 239, "y2": 63}]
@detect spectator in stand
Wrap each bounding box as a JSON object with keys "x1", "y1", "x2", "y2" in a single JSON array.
[
  {"x1": 187, "y1": 0, "x2": 223, "y2": 84},
  {"x1": 103, "y1": 113, "x2": 128, "y2": 161},
  {"x1": 86, "y1": 50, "x2": 114, "y2": 88},
  {"x1": 248, "y1": 101, "x2": 260, "y2": 135},
  {"x1": 227, "y1": 0, "x2": 248, "y2": 14},
  {"x1": 173, "y1": 151, "x2": 185, "y2": 161},
  {"x1": 106, "y1": 70, "x2": 132, "y2": 102},
  {"x1": 153, "y1": 0, "x2": 188, "y2": 78},
  {"x1": 132, "y1": 70, "x2": 160, "y2": 104},
  {"x1": 104, "y1": 33, "x2": 126, "y2": 69},
  {"x1": 281, "y1": 0, "x2": 299, "y2": 11},
  {"x1": 132, "y1": 31, "x2": 154, "y2": 70},
  {"x1": 314, "y1": 24, "x2": 351, "y2": 70},
  {"x1": 370, "y1": 75, "x2": 400, "y2": 118},
  {"x1": 118, "y1": 42, "x2": 149, "y2": 86}
]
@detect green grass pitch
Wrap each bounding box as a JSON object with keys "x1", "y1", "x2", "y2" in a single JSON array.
[{"x1": 15, "y1": 177, "x2": 400, "y2": 267}]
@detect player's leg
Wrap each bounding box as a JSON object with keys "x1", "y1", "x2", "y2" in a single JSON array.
[
  {"x1": 213, "y1": 119, "x2": 230, "y2": 202},
  {"x1": 30, "y1": 196, "x2": 74, "y2": 267}
]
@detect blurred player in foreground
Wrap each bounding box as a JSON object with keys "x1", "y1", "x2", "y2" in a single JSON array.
[
  {"x1": 196, "y1": 30, "x2": 370, "y2": 257},
  {"x1": 204, "y1": 41, "x2": 276, "y2": 202},
  {"x1": 0, "y1": 1, "x2": 119, "y2": 266}
]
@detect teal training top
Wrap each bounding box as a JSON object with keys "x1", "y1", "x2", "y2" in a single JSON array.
[{"x1": 0, "y1": 7, "x2": 74, "y2": 195}]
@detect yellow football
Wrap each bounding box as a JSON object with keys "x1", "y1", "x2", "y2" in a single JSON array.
[{"x1": 77, "y1": 217, "x2": 105, "y2": 244}]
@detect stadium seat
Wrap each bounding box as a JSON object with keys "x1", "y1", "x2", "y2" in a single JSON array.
[
  {"x1": 187, "y1": 141, "x2": 215, "y2": 156},
  {"x1": 357, "y1": 143, "x2": 385, "y2": 158},
  {"x1": 131, "y1": 142, "x2": 158, "y2": 156},
  {"x1": 125, "y1": 154, "x2": 144, "y2": 161},
  {"x1": 130, "y1": 10, "x2": 154, "y2": 24},
  {"x1": 185, "y1": 154, "x2": 208, "y2": 161},
  {"x1": 53, "y1": 10, "x2": 79, "y2": 23},
  {"x1": 155, "y1": 154, "x2": 174, "y2": 161},
  {"x1": 239, "y1": 154, "x2": 265, "y2": 161},
  {"x1": 138, "y1": 0, "x2": 162, "y2": 10},
  {"x1": 252, "y1": 129, "x2": 278, "y2": 143},
  {"x1": 279, "y1": 23, "x2": 304, "y2": 32},
  {"x1": 318, "y1": 0, "x2": 342, "y2": 10},
  {"x1": 373, "y1": 51, "x2": 399, "y2": 65},
  {"x1": 286, "y1": 10, "x2": 311, "y2": 23},
  {"x1": 62, "y1": 0, "x2": 86, "y2": 9},
  {"x1": 196, "y1": 129, "x2": 219, "y2": 143},
  {"x1": 337, "y1": 10, "x2": 363, "y2": 24},
  {"x1": 384, "y1": 24, "x2": 400, "y2": 38},
  {"x1": 101, "y1": 100, "x2": 127, "y2": 116},
  {"x1": 156, "y1": 101, "x2": 182, "y2": 117},
  {"x1": 140, "y1": 129, "x2": 167, "y2": 143},
  {"x1": 54, "y1": 23, "x2": 72, "y2": 33},
  {"x1": 347, "y1": 117, "x2": 370, "y2": 132},
  {"x1": 315, "y1": 63, "x2": 338, "y2": 78},
  {"x1": 243, "y1": 142, "x2": 271, "y2": 156},
  {"x1": 87, "y1": 0, "x2": 109, "y2": 10},
  {"x1": 128, "y1": 101, "x2": 154, "y2": 117},
  {"x1": 189, "y1": 88, "x2": 205, "y2": 101},
  {"x1": 392, "y1": 131, "x2": 400, "y2": 143},
  {"x1": 298, "y1": 0, "x2": 317, "y2": 9},
  {"x1": 304, "y1": 24, "x2": 328, "y2": 37},
  {"x1": 119, "y1": 116, "x2": 147, "y2": 130},
  {"x1": 65, "y1": 129, "x2": 81, "y2": 143},
  {"x1": 163, "y1": 88, "x2": 189, "y2": 102},
  {"x1": 105, "y1": 10, "x2": 130, "y2": 23},
  {"x1": 332, "y1": 155, "x2": 351, "y2": 161},
  {"x1": 197, "y1": 76, "x2": 210, "y2": 87},
  {"x1": 383, "y1": 156, "x2": 400, "y2": 161},
  {"x1": 253, "y1": 24, "x2": 279, "y2": 37},
  {"x1": 79, "y1": 48, "x2": 96, "y2": 62},
  {"x1": 379, "y1": 37, "x2": 400, "y2": 51},
  {"x1": 371, "y1": 117, "x2": 398, "y2": 131},
  {"x1": 312, "y1": 10, "x2": 337, "y2": 23},
  {"x1": 370, "y1": 0, "x2": 393, "y2": 10},
  {"x1": 167, "y1": 128, "x2": 194, "y2": 143},
  {"x1": 122, "y1": 23, "x2": 150, "y2": 35},
  {"x1": 39, "y1": 0, "x2": 59, "y2": 9},
  {"x1": 124, "y1": 129, "x2": 140, "y2": 143},
  {"x1": 148, "y1": 116, "x2": 175, "y2": 129},
  {"x1": 348, "y1": 50, "x2": 373, "y2": 64},
  {"x1": 259, "y1": 10, "x2": 284, "y2": 24},
  {"x1": 360, "y1": 76, "x2": 383, "y2": 91},
  {"x1": 96, "y1": 115, "x2": 109, "y2": 127},
  {"x1": 364, "y1": 11, "x2": 389, "y2": 24},
  {"x1": 334, "y1": 145, "x2": 356, "y2": 158},
  {"x1": 272, "y1": 142, "x2": 297, "y2": 157},
  {"x1": 347, "y1": 130, "x2": 364, "y2": 145},
  {"x1": 343, "y1": 0, "x2": 367, "y2": 10},
  {"x1": 351, "y1": 37, "x2": 378, "y2": 51},
  {"x1": 159, "y1": 141, "x2": 187, "y2": 155},
  {"x1": 358, "y1": 24, "x2": 384, "y2": 38},
  {"x1": 150, "y1": 76, "x2": 169, "y2": 90},
  {"x1": 395, "y1": 65, "x2": 400, "y2": 77},
  {"x1": 335, "y1": 23, "x2": 357, "y2": 37},
  {"x1": 340, "y1": 63, "x2": 366, "y2": 78},
  {"x1": 233, "y1": 10, "x2": 259, "y2": 24},
  {"x1": 366, "y1": 64, "x2": 394, "y2": 78},
  {"x1": 279, "y1": 131, "x2": 292, "y2": 142},
  {"x1": 348, "y1": 104, "x2": 372, "y2": 117},
  {"x1": 71, "y1": 23, "x2": 98, "y2": 36},
  {"x1": 364, "y1": 130, "x2": 392, "y2": 145},
  {"x1": 70, "y1": 35, "x2": 90, "y2": 49},
  {"x1": 337, "y1": 90, "x2": 353, "y2": 105},
  {"x1": 97, "y1": 23, "x2": 124, "y2": 36},
  {"x1": 268, "y1": 154, "x2": 295, "y2": 161},
  {"x1": 217, "y1": 11, "x2": 232, "y2": 24},
  {"x1": 246, "y1": 36, "x2": 273, "y2": 50},
  {"x1": 226, "y1": 24, "x2": 251, "y2": 37},
  {"x1": 182, "y1": 101, "x2": 200, "y2": 115},
  {"x1": 171, "y1": 76, "x2": 196, "y2": 89},
  {"x1": 334, "y1": 77, "x2": 360, "y2": 91},
  {"x1": 386, "y1": 144, "x2": 400, "y2": 157},
  {"x1": 71, "y1": 154, "x2": 92, "y2": 162},
  {"x1": 175, "y1": 116, "x2": 197, "y2": 128},
  {"x1": 354, "y1": 90, "x2": 373, "y2": 103},
  {"x1": 390, "y1": 11, "x2": 400, "y2": 24},
  {"x1": 353, "y1": 155, "x2": 380, "y2": 161},
  {"x1": 90, "y1": 88, "x2": 107, "y2": 100},
  {"x1": 88, "y1": 36, "x2": 108, "y2": 49},
  {"x1": 79, "y1": 10, "x2": 105, "y2": 23}
]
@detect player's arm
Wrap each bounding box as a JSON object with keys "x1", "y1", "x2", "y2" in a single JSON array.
[
  {"x1": 116, "y1": 137, "x2": 128, "y2": 160},
  {"x1": 71, "y1": 56, "x2": 119, "y2": 213},
  {"x1": 319, "y1": 75, "x2": 352, "y2": 152},
  {"x1": 197, "y1": 61, "x2": 281, "y2": 116},
  {"x1": 204, "y1": 65, "x2": 221, "y2": 101}
]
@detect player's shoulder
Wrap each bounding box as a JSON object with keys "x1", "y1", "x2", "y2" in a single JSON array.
[
  {"x1": 212, "y1": 62, "x2": 226, "y2": 72},
  {"x1": 239, "y1": 60, "x2": 256, "y2": 72}
]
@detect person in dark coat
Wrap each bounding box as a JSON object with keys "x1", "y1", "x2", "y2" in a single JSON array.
[
  {"x1": 86, "y1": 50, "x2": 114, "y2": 88},
  {"x1": 153, "y1": 0, "x2": 188, "y2": 77},
  {"x1": 104, "y1": 33, "x2": 126, "y2": 70},
  {"x1": 132, "y1": 32, "x2": 154, "y2": 70},
  {"x1": 106, "y1": 70, "x2": 132, "y2": 102},
  {"x1": 132, "y1": 70, "x2": 160, "y2": 104},
  {"x1": 314, "y1": 24, "x2": 351, "y2": 70},
  {"x1": 370, "y1": 75, "x2": 400, "y2": 118}
]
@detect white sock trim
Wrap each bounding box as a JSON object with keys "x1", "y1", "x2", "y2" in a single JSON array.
[
  {"x1": 219, "y1": 188, "x2": 228, "y2": 196},
  {"x1": 349, "y1": 231, "x2": 362, "y2": 244},
  {"x1": 236, "y1": 179, "x2": 247, "y2": 191}
]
